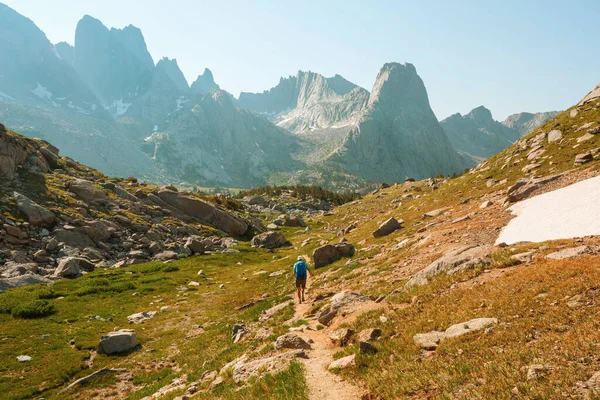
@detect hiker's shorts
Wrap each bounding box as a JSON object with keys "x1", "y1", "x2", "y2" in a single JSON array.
[{"x1": 295, "y1": 278, "x2": 307, "y2": 289}]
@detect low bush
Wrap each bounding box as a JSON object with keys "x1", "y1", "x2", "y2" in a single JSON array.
[{"x1": 11, "y1": 300, "x2": 55, "y2": 318}]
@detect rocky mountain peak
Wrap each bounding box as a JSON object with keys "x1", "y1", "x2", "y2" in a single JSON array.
[
  {"x1": 156, "y1": 57, "x2": 188, "y2": 92},
  {"x1": 109, "y1": 24, "x2": 155, "y2": 70},
  {"x1": 190, "y1": 68, "x2": 220, "y2": 94},
  {"x1": 54, "y1": 42, "x2": 74, "y2": 65},
  {"x1": 326, "y1": 74, "x2": 359, "y2": 96},
  {"x1": 368, "y1": 62, "x2": 430, "y2": 114},
  {"x1": 502, "y1": 111, "x2": 560, "y2": 136},
  {"x1": 466, "y1": 106, "x2": 494, "y2": 126}
]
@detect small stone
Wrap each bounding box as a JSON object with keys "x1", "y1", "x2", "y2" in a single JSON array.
[
  {"x1": 16, "y1": 355, "x2": 32, "y2": 362},
  {"x1": 328, "y1": 354, "x2": 356, "y2": 370}
]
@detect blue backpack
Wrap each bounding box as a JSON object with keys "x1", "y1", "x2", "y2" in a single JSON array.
[{"x1": 294, "y1": 261, "x2": 307, "y2": 279}]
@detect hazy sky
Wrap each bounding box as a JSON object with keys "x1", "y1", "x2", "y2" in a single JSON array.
[{"x1": 4, "y1": 0, "x2": 599, "y2": 120}]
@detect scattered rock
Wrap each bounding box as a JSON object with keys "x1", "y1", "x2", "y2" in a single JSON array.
[
  {"x1": 526, "y1": 364, "x2": 553, "y2": 381},
  {"x1": 575, "y1": 152, "x2": 594, "y2": 166},
  {"x1": 547, "y1": 129, "x2": 562, "y2": 143},
  {"x1": 97, "y1": 330, "x2": 137, "y2": 354},
  {"x1": 153, "y1": 251, "x2": 179, "y2": 261},
  {"x1": 413, "y1": 331, "x2": 445, "y2": 350},
  {"x1": 127, "y1": 311, "x2": 157, "y2": 324},
  {"x1": 372, "y1": 217, "x2": 403, "y2": 238},
  {"x1": 480, "y1": 200, "x2": 493, "y2": 209},
  {"x1": 232, "y1": 350, "x2": 306, "y2": 383},
  {"x1": 274, "y1": 333, "x2": 311, "y2": 350},
  {"x1": 251, "y1": 231, "x2": 290, "y2": 249},
  {"x1": 357, "y1": 328, "x2": 382, "y2": 342},
  {"x1": 16, "y1": 355, "x2": 32, "y2": 362},
  {"x1": 406, "y1": 245, "x2": 492, "y2": 287},
  {"x1": 68, "y1": 179, "x2": 108, "y2": 202},
  {"x1": 329, "y1": 328, "x2": 354, "y2": 346},
  {"x1": 328, "y1": 354, "x2": 356, "y2": 370},
  {"x1": 12, "y1": 192, "x2": 55, "y2": 227},
  {"x1": 423, "y1": 207, "x2": 449, "y2": 218},
  {"x1": 54, "y1": 257, "x2": 95, "y2": 278},
  {"x1": 444, "y1": 318, "x2": 498, "y2": 339},
  {"x1": 283, "y1": 215, "x2": 306, "y2": 227},
  {"x1": 546, "y1": 245, "x2": 597, "y2": 260},
  {"x1": 313, "y1": 242, "x2": 355, "y2": 268},
  {"x1": 232, "y1": 324, "x2": 249, "y2": 344}
]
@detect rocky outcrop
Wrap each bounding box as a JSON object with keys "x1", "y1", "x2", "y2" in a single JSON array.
[
  {"x1": 406, "y1": 245, "x2": 492, "y2": 287},
  {"x1": 313, "y1": 242, "x2": 355, "y2": 268},
  {"x1": 156, "y1": 188, "x2": 248, "y2": 236},
  {"x1": 413, "y1": 318, "x2": 497, "y2": 350}
]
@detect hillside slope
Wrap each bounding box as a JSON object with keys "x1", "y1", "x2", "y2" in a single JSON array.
[{"x1": 0, "y1": 82, "x2": 599, "y2": 399}]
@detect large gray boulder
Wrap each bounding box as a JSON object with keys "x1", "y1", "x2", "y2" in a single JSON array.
[
  {"x1": 13, "y1": 192, "x2": 55, "y2": 227},
  {"x1": 184, "y1": 236, "x2": 206, "y2": 255},
  {"x1": 97, "y1": 330, "x2": 137, "y2": 354},
  {"x1": 0, "y1": 274, "x2": 52, "y2": 292},
  {"x1": 54, "y1": 229, "x2": 95, "y2": 248},
  {"x1": 156, "y1": 189, "x2": 248, "y2": 236},
  {"x1": 113, "y1": 186, "x2": 138, "y2": 202},
  {"x1": 313, "y1": 242, "x2": 355, "y2": 268},
  {"x1": 406, "y1": 245, "x2": 492, "y2": 287},
  {"x1": 373, "y1": 217, "x2": 402, "y2": 238},
  {"x1": 54, "y1": 257, "x2": 95, "y2": 277},
  {"x1": 68, "y1": 179, "x2": 108, "y2": 202},
  {"x1": 251, "y1": 231, "x2": 290, "y2": 249}
]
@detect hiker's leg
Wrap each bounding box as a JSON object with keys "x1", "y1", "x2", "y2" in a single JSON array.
[{"x1": 297, "y1": 286, "x2": 302, "y2": 301}]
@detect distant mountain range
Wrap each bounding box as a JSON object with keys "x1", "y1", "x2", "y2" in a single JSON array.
[{"x1": 0, "y1": 3, "x2": 559, "y2": 189}]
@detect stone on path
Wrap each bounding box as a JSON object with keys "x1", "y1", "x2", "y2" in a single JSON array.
[
  {"x1": 274, "y1": 333, "x2": 311, "y2": 350},
  {"x1": 328, "y1": 354, "x2": 356, "y2": 370}
]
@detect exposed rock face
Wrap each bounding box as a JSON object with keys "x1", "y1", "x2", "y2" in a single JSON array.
[
  {"x1": 578, "y1": 82, "x2": 600, "y2": 106},
  {"x1": 440, "y1": 106, "x2": 521, "y2": 160},
  {"x1": 250, "y1": 231, "x2": 290, "y2": 249},
  {"x1": 313, "y1": 242, "x2": 355, "y2": 268},
  {"x1": 332, "y1": 63, "x2": 469, "y2": 182},
  {"x1": 406, "y1": 245, "x2": 492, "y2": 287},
  {"x1": 502, "y1": 111, "x2": 560, "y2": 136},
  {"x1": 97, "y1": 330, "x2": 137, "y2": 354},
  {"x1": 156, "y1": 188, "x2": 248, "y2": 236},
  {"x1": 190, "y1": 68, "x2": 219, "y2": 94}
]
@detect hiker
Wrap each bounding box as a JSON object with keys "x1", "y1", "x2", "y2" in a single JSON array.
[{"x1": 293, "y1": 256, "x2": 313, "y2": 303}]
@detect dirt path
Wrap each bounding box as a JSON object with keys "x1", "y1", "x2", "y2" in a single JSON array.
[{"x1": 293, "y1": 279, "x2": 365, "y2": 400}]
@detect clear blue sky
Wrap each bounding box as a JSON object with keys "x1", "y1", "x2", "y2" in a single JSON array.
[{"x1": 4, "y1": 0, "x2": 600, "y2": 120}]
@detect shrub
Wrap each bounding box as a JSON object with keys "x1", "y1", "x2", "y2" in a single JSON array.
[
  {"x1": 12, "y1": 300, "x2": 55, "y2": 318},
  {"x1": 37, "y1": 287, "x2": 60, "y2": 299}
]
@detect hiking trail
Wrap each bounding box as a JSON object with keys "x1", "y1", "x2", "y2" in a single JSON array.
[{"x1": 293, "y1": 278, "x2": 365, "y2": 400}]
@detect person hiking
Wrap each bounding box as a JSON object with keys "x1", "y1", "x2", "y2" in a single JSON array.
[{"x1": 293, "y1": 256, "x2": 313, "y2": 303}]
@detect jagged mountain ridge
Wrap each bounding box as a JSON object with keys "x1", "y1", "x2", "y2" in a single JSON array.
[{"x1": 502, "y1": 111, "x2": 560, "y2": 136}]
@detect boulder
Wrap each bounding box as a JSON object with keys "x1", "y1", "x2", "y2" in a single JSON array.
[
  {"x1": 317, "y1": 291, "x2": 369, "y2": 326},
  {"x1": 55, "y1": 257, "x2": 95, "y2": 277},
  {"x1": 405, "y1": 245, "x2": 492, "y2": 287},
  {"x1": 444, "y1": 318, "x2": 498, "y2": 339},
  {"x1": 153, "y1": 251, "x2": 179, "y2": 261},
  {"x1": 575, "y1": 152, "x2": 594, "y2": 166},
  {"x1": 274, "y1": 333, "x2": 311, "y2": 350},
  {"x1": 328, "y1": 354, "x2": 356, "y2": 370},
  {"x1": 156, "y1": 188, "x2": 248, "y2": 236},
  {"x1": 68, "y1": 179, "x2": 108, "y2": 202},
  {"x1": 54, "y1": 229, "x2": 95, "y2": 248},
  {"x1": 0, "y1": 274, "x2": 52, "y2": 292},
  {"x1": 547, "y1": 129, "x2": 562, "y2": 143},
  {"x1": 80, "y1": 221, "x2": 112, "y2": 243},
  {"x1": 329, "y1": 328, "x2": 354, "y2": 346},
  {"x1": 247, "y1": 196, "x2": 267, "y2": 206},
  {"x1": 266, "y1": 223, "x2": 280, "y2": 230},
  {"x1": 283, "y1": 215, "x2": 306, "y2": 227},
  {"x1": 113, "y1": 186, "x2": 138, "y2": 202},
  {"x1": 251, "y1": 231, "x2": 290, "y2": 249},
  {"x1": 13, "y1": 192, "x2": 55, "y2": 227},
  {"x1": 372, "y1": 217, "x2": 402, "y2": 238},
  {"x1": 184, "y1": 236, "x2": 205, "y2": 255},
  {"x1": 357, "y1": 328, "x2": 382, "y2": 342},
  {"x1": 232, "y1": 324, "x2": 249, "y2": 343},
  {"x1": 313, "y1": 242, "x2": 355, "y2": 268},
  {"x1": 545, "y1": 245, "x2": 597, "y2": 260},
  {"x1": 97, "y1": 330, "x2": 137, "y2": 354},
  {"x1": 413, "y1": 331, "x2": 445, "y2": 350}
]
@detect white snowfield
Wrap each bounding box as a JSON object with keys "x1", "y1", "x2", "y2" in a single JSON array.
[{"x1": 496, "y1": 175, "x2": 600, "y2": 245}]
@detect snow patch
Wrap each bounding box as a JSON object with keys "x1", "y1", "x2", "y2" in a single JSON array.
[
  {"x1": 496, "y1": 175, "x2": 600, "y2": 245},
  {"x1": 31, "y1": 82, "x2": 59, "y2": 107},
  {"x1": 175, "y1": 96, "x2": 189, "y2": 111},
  {"x1": 0, "y1": 91, "x2": 14, "y2": 101},
  {"x1": 153, "y1": 125, "x2": 158, "y2": 132},
  {"x1": 106, "y1": 98, "x2": 132, "y2": 116}
]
